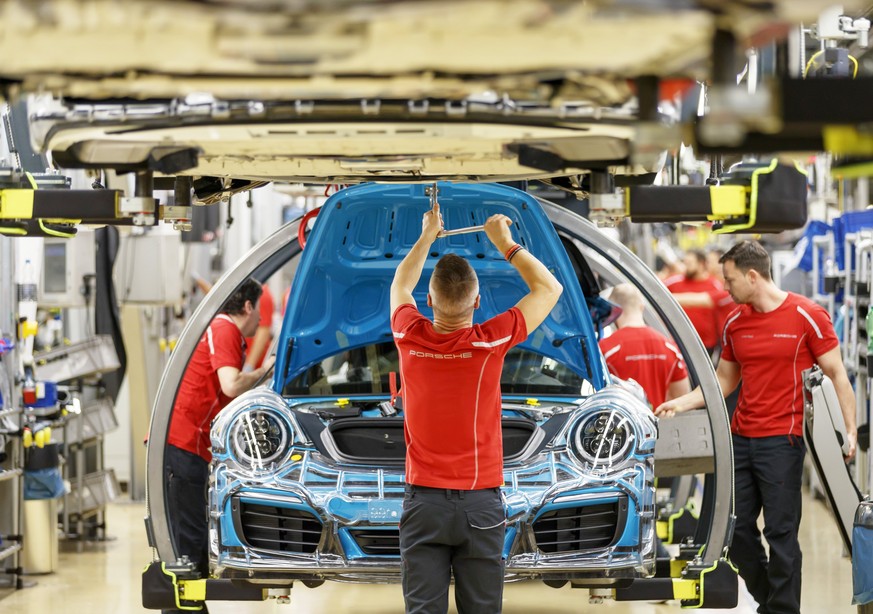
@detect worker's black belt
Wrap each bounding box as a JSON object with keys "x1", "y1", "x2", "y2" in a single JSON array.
[{"x1": 405, "y1": 484, "x2": 500, "y2": 499}]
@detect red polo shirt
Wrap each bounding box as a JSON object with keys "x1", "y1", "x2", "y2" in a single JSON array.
[
  {"x1": 721, "y1": 292, "x2": 839, "y2": 438},
  {"x1": 599, "y1": 326, "x2": 688, "y2": 408},
  {"x1": 391, "y1": 304, "x2": 527, "y2": 490},
  {"x1": 665, "y1": 276, "x2": 723, "y2": 349},
  {"x1": 168, "y1": 314, "x2": 245, "y2": 462}
]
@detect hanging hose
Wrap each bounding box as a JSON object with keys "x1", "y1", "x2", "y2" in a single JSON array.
[
  {"x1": 297, "y1": 207, "x2": 321, "y2": 250},
  {"x1": 706, "y1": 155, "x2": 722, "y2": 186}
]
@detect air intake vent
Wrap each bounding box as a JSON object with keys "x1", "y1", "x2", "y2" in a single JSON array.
[
  {"x1": 325, "y1": 417, "x2": 537, "y2": 464},
  {"x1": 532, "y1": 496, "x2": 627, "y2": 554},
  {"x1": 349, "y1": 528, "x2": 400, "y2": 556},
  {"x1": 233, "y1": 498, "x2": 322, "y2": 554}
]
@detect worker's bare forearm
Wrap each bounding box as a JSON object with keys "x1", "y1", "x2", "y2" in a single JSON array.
[
  {"x1": 221, "y1": 366, "x2": 270, "y2": 398},
  {"x1": 671, "y1": 292, "x2": 714, "y2": 308},
  {"x1": 668, "y1": 386, "x2": 705, "y2": 413},
  {"x1": 392, "y1": 236, "x2": 433, "y2": 293},
  {"x1": 244, "y1": 327, "x2": 271, "y2": 369},
  {"x1": 817, "y1": 348, "x2": 858, "y2": 434},
  {"x1": 510, "y1": 249, "x2": 562, "y2": 298},
  {"x1": 832, "y1": 372, "x2": 857, "y2": 431}
]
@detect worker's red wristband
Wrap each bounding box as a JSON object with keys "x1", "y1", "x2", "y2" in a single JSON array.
[
  {"x1": 504, "y1": 244, "x2": 523, "y2": 261},
  {"x1": 507, "y1": 246, "x2": 525, "y2": 262}
]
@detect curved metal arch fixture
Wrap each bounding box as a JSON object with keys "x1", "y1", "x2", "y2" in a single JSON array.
[
  {"x1": 145, "y1": 218, "x2": 303, "y2": 563},
  {"x1": 145, "y1": 201, "x2": 733, "y2": 567},
  {"x1": 542, "y1": 198, "x2": 733, "y2": 564}
]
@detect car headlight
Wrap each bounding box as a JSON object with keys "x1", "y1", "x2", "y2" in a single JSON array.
[
  {"x1": 211, "y1": 389, "x2": 295, "y2": 470},
  {"x1": 229, "y1": 409, "x2": 290, "y2": 468},
  {"x1": 572, "y1": 409, "x2": 634, "y2": 467}
]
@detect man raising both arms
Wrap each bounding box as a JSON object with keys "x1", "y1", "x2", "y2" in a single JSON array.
[{"x1": 390, "y1": 202, "x2": 563, "y2": 614}]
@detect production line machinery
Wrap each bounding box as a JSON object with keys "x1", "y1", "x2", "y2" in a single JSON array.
[{"x1": 141, "y1": 194, "x2": 739, "y2": 608}]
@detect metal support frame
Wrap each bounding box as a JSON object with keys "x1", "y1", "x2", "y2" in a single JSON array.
[
  {"x1": 143, "y1": 201, "x2": 734, "y2": 597},
  {"x1": 0, "y1": 235, "x2": 24, "y2": 589},
  {"x1": 803, "y1": 367, "x2": 861, "y2": 552},
  {"x1": 847, "y1": 231, "x2": 873, "y2": 498},
  {"x1": 812, "y1": 233, "x2": 837, "y2": 318},
  {"x1": 145, "y1": 218, "x2": 303, "y2": 563},
  {"x1": 544, "y1": 200, "x2": 734, "y2": 566}
]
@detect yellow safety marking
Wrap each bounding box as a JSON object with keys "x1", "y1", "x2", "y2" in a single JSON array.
[
  {"x1": 706, "y1": 185, "x2": 747, "y2": 219},
  {"x1": 20, "y1": 321, "x2": 38, "y2": 338},
  {"x1": 0, "y1": 226, "x2": 27, "y2": 235},
  {"x1": 336, "y1": 398, "x2": 350, "y2": 407},
  {"x1": 685, "y1": 498, "x2": 699, "y2": 515},
  {"x1": 670, "y1": 559, "x2": 688, "y2": 578},
  {"x1": 38, "y1": 219, "x2": 76, "y2": 238},
  {"x1": 697, "y1": 558, "x2": 739, "y2": 609},
  {"x1": 291, "y1": 454, "x2": 303, "y2": 462},
  {"x1": 0, "y1": 190, "x2": 35, "y2": 218},
  {"x1": 672, "y1": 578, "x2": 699, "y2": 601},
  {"x1": 715, "y1": 158, "x2": 779, "y2": 234},
  {"x1": 525, "y1": 398, "x2": 540, "y2": 406},
  {"x1": 656, "y1": 520, "x2": 668, "y2": 540},
  {"x1": 832, "y1": 160, "x2": 873, "y2": 179},
  {"x1": 824, "y1": 126, "x2": 873, "y2": 155},
  {"x1": 179, "y1": 578, "x2": 207, "y2": 602}
]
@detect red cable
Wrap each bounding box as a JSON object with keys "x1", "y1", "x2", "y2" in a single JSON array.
[{"x1": 297, "y1": 207, "x2": 321, "y2": 250}]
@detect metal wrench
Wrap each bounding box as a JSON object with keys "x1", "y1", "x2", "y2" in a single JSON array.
[
  {"x1": 438, "y1": 225, "x2": 485, "y2": 237},
  {"x1": 426, "y1": 183, "x2": 487, "y2": 238}
]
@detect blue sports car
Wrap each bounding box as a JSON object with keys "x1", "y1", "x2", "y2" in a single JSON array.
[{"x1": 207, "y1": 182, "x2": 658, "y2": 587}]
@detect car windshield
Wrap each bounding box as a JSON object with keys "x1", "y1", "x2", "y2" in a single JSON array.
[{"x1": 282, "y1": 342, "x2": 590, "y2": 397}]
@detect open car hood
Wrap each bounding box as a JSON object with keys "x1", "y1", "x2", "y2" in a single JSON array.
[{"x1": 276, "y1": 182, "x2": 606, "y2": 389}]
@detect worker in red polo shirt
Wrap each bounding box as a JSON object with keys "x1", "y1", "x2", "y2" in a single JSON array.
[
  {"x1": 655, "y1": 240, "x2": 857, "y2": 614},
  {"x1": 164, "y1": 279, "x2": 274, "y2": 610},
  {"x1": 599, "y1": 283, "x2": 690, "y2": 408},
  {"x1": 665, "y1": 249, "x2": 724, "y2": 355},
  {"x1": 390, "y1": 202, "x2": 562, "y2": 614}
]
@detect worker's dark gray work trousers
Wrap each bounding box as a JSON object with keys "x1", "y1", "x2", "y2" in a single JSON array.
[
  {"x1": 400, "y1": 485, "x2": 506, "y2": 614},
  {"x1": 163, "y1": 444, "x2": 210, "y2": 614},
  {"x1": 731, "y1": 434, "x2": 805, "y2": 614}
]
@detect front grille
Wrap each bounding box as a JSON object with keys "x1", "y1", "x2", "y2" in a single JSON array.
[
  {"x1": 326, "y1": 417, "x2": 537, "y2": 464},
  {"x1": 233, "y1": 499, "x2": 322, "y2": 554},
  {"x1": 532, "y1": 496, "x2": 627, "y2": 554},
  {"x1": 349, "y1": 528, "x2": 400, "y2": 556}
]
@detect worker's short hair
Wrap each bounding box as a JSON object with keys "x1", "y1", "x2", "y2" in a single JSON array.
[
  {"x1": 429, "y1": 254, "x2": 479, "y2": 317},
  {"x1": 707, "y1": 247, "x2": 724, "y2": 260},
  {"x1": 720, "y1": 240, "x2": 772, "y2": 280},
  {"x1": 607, "y1": 283, "x2": 643, "y2": 311},
  {"x1": 221, "y1": 279, "x2": 263, "y2": 315},
  {"x1": 687, "y1": 249, "x2": 707, "y2": 265}
]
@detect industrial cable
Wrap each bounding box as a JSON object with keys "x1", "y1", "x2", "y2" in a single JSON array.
[{"x1": 804, "y1": 50, "x2": 859, "y2": 78}]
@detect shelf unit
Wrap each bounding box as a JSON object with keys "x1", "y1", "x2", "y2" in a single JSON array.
[
  {"x1": 59, "y1": 396, "x2": 119, "y2": 541},
  {"x1": 29, "y1": 337, "x2": 121, "y2": 542},
  {"x1": 0, "y1": 236, "x2": 24, "y2": 590}
]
